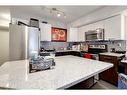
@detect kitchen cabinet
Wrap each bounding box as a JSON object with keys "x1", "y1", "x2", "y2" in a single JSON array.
[
  {"x1": 92, "y1": 20, "x2": 104, "y2": 29},
  {"x1": 55, "y1": 51, "x2": 71, "y2": 56},
  {"x1": 71, "y1": 51, "x2": 81, "y2": 57},
  {"x1": 120, "y1": 60, "x2": 127, "y2": 74},
  {"x1": 104, "y1": 15, "x2": 122, "y2": 40},
  {"x1": 40, "y1": 23, "x2": 51, "y2": 41},
  {"x1": 78, "y1": 24, "x2": 92, "y2": 41},
  {"x1": 77, "y1": 15, "x2": 124, "y2": 41},
  {"x1": 99, "y1": 54, "x2": 123, "y2": 86},
  {"x1": 78, "y1": 20, "x2": 104, "y2": 41},
  {"x1": 78, "y1": 27, "x2": 85, "y2": 41},
  {"x1": 55, "y1": 51, "x2": 81, "y2": 57},
  {"x1": 67, "y1": 27, "x2": 78, "y2": 42},
  {"x1": 86, "y1": 21, "x2": 104, "y2": 30}
]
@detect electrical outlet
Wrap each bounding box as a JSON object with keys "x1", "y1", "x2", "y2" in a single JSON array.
[{"x1": 118, "y1": 43, "x2": 122, "y2": 47}]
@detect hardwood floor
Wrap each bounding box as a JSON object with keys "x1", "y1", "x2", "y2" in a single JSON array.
[{"x1": 91, "y1": 80, "x2": 117, "y2": 89}]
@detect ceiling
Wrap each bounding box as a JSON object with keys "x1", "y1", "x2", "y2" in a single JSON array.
[{"x1": 10, "y1": 6, "x2": 104, "y2": 23}]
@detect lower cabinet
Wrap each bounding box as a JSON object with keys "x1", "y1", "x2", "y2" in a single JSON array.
[
  {"x1": 99, "y1": 55, "x2": 119, "y2": 86},
  {"x1": 55, "y1": 51, "x2": 81, "y2": 57},
  {"x1": 67, "y1": 77, "x2": 94, "y2": 89},
  {"x1": 55, "y1": 52, "x2": 69, "y2": 56},
  {"x1": 71, "y1": 51, "x2": 81, "y2": 57}
]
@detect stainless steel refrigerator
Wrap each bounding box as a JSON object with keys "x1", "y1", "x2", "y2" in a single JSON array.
[{"x1": 9, "y1": 24, "x2": 40, "y2": 61}]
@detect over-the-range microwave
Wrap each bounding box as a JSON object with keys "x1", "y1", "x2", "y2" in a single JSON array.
[{"x1": 85, "y1": 28, "x2": 104, "y2": 41}]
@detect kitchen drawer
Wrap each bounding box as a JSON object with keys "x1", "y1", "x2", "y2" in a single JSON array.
[
  {"x1": 99, "y1": 55, "x2": 116, "y2": 63},
  {"x1": 55, "y1": 51, "x2": 81, "y2": 57},
  {"x1": 55, "y1": 52, "x2": 62, "y2": 56},
  {"x1": 99, "y1": 54, "x2": 120, "y2": 71},
  {"x1": 55, "y1": 51, "x2": 71, "y2": 56},
  {"x1": 71, "y1": 51, "x2": 81, "y2": 57}
]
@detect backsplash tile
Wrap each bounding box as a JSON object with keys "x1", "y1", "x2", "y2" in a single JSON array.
[
  {"x1": 107, "y1": 40, "x2": 126, "y2": 52},
  {"x1": 80, "y1": 40, "x2": 126, "y2": 52},
  {"x1": 40, "y1": 41, "x2": 69, "y2": 50},
  {"x1": 40, "y1": 40, "x2": 126, "y2": 52}
]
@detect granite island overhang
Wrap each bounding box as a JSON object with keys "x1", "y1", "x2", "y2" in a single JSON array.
[{"x1": 0, "y1": 55, "x2": 113, "y2": 89}]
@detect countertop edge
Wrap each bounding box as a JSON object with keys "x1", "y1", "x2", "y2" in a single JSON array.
[{"x1": 57, "y1": 64, "x2": 113, "y2": 89}]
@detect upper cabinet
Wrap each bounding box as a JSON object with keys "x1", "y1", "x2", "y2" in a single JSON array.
[
  {"x1": 40, "y1": 23, "x2": 52, "y2": 41},
  {"x1": 39, "y1": 15, "x2": 124, "y2": 42},
  {"x1": 67, "y1": 27, "x2": 78, "y2": 42},
  {"x1": 78, "y1": 26, "x2": 86, "y2": 42},
  {"x1": 77, "y1": 15, "x2": 124, "y2": 41},
  {"x1": 77, "y1": 20, "x2": 104, "y2": 42},
  {"x1": 92, "y1": 20, "x2": 104, "y2": 29},
  {"x1": 104, "y1": 15, "x2": 122, "y2": 40}
]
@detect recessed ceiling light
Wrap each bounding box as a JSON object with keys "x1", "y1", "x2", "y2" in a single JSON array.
[{"x1": 57, "y1": 13, "x2": 61, "y2": 17}]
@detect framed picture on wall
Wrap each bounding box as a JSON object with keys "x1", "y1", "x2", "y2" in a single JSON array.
[{"x1": 51, "y1": 27, "x2": 67, "y2": 42}]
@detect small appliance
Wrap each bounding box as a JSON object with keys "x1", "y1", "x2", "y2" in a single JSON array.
[{"x1": 85, "y1": 28, "x2": 104, "y2": 41}]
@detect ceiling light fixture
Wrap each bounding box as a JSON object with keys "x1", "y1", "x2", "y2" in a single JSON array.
[
  {"x1": 57, "y1": 12, "x2": 61, "y2": 17},
  {"x1": 42, "y1": 6, "x2": 66, "y2": 18}
]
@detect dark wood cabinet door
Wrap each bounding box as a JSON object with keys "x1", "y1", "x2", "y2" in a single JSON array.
[
  {"x1": 99, "y1": 55, "x2": 118, "y2": 86},
  {"x1": 55, "y1": 52, "x2": 62, "y2": 56},
  {"x1": 55, "y1": 51, "x2": 81, "y2": 57}
]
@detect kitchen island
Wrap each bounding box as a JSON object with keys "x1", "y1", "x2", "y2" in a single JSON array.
[{"x1": 0, "y1": 55, "x2": 113, "y2": 89}]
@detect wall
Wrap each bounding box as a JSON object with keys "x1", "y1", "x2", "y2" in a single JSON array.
[
  {"x1": 0, "y1": 29, "x2": 9, "y2": 66},
  {"x1": 0, "y1": 6, "x2": 10, "y2": 66},
  {"x1": 40, "y1": 40, "x2": 126, "y2": 52},
  {"x1": 69, "y1": 6, "x2": 127, "y2": 27},
  {"x1": 40, "y1": 18, "x2": 67, "y2": 29},
  {"x1": 124, "y1": 16, "x2": 127, "y2": 50},
  {"x1": 11, "y1": 16, "x2": 68, "y2": 53},
  {"x1": 11, "y1": 17, "x2": 67, "y2": 29},
  {"x1": 40, "y1": 41, "x2": 69, "y2": 50},
  {"x1": 86, "y1": 40, "x2": 126, "y2": 52},
  {"x1": 69, "y1": 40, "x2": 126, "y2": 52},
  {"x1": 107, "y1": 40, "x2": 126, "y2": 52}
]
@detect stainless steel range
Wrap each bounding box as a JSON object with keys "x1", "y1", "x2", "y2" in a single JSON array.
[
  {"x1": 88, "y1": 44, "x2": 108, "y2": 83},
  {"x1": 88, "y1": 44, "x2": 107, "y2": 60},
  {"x1": 80, "y1": 44, "x2": 107, "y2": 60}
]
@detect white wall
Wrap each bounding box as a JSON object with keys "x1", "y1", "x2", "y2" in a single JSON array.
[
  {"x1": 0, "y1": 29, "x2": 9, "y2": 66},
  {"x1": 40, "y1": 18, "x2": 67, "y2": 29},
  {"x1": 12, "y1": 17, "x2": 67, "y2": 29},
  {"x1": 124, "y1": 16, "x2": 127, "y2": 51},
  {"x1": 70, "y1": 6, "x2": 127, "y2": 27},
  {"x1": 0, "y1": 6, "x2": 10, "y2": 66}
]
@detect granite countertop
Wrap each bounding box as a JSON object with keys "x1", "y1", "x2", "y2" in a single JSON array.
[
  {"x1": 121, "y1": 60, "x2": 127, "y2": 63},
  {"x1": 99, "y1": 52, "x2": 125, "y2": 57},
  {"x1": 0, "y1": 55, "x2": 113, "y2": 89}
]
